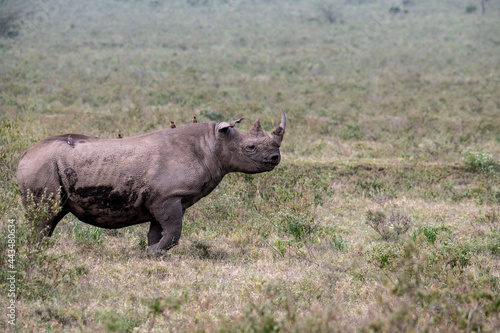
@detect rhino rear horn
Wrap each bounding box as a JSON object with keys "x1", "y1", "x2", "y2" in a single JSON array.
[
  {"x1": 271, "y1": 109, "x2": 286, "y2": 145},
  {"x1": 248, "y1": 118, "x2": 263, "y2": 135}
]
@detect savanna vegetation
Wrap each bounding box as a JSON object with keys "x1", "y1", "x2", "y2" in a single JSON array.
[{"x1": 1, "y1": 0, "x2": 499, "y2": 331}]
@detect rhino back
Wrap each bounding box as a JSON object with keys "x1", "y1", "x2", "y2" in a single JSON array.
[
  {"x1": 18, "y1": 125, "x2": 224, "y2": 228},
  {"x1": 17, "y1": 134, "x2": 99, "y2": 199}
]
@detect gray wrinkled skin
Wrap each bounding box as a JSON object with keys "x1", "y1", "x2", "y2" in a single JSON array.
[{"x1": 17, "y1": 111, "x2": 286, "y2": 253}]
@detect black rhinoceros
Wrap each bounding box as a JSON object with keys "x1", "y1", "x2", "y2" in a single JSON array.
[{"x1": 17, "y1": 110, "x2": 286, "y2": 252}]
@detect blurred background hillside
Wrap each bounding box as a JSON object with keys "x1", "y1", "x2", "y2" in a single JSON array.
[{"x1": 1, "y1": 0, "x2": 499, "y2": 163}]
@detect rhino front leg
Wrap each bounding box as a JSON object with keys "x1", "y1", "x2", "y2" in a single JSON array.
[
  {"x1": 147, "y1": 219, "x2": 162, "y2": 248},
  {"x1": 147, "y1": 199, "x2": 184, "y2": 253}
]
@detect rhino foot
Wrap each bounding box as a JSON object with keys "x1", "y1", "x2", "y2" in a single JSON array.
[{"x1": 146, "y1": 246, "x2": 169, "y2": 256}]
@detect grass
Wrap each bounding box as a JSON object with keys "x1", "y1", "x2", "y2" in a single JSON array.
[{"x1": 1, "y1": 0, "x2": 499, "y2": 331}]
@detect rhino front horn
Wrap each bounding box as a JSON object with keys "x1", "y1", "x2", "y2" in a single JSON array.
[{"x1": 271, "y1": 109, "x2": 286, "y2": 145}]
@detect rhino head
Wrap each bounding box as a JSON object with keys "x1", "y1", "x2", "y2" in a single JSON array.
[{"x1": 216, "y1": 110, "x2": 286, "y2": 174}]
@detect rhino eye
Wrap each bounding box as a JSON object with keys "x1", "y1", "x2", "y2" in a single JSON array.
[{"x1": 247, "y1": 144, "x2": 256, "y2": 150}]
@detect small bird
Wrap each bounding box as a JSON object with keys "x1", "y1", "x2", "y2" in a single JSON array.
[
  {"x1": 117, "y1": 133, "x2": 123, "y2": 139},
  {"x1": 66, "y1": 135, "x2": 74, "y2": 148},
  {"x1": 170, "y1": 121, "x2": 176, "y2": 128},
  {"x1": 192, "y1": 116, "x2": 197, "y2": 123}
]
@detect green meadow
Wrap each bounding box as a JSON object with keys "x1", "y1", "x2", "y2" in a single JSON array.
[{"x1": 1, "y1": 0, "x2": 499, "y2": 331}]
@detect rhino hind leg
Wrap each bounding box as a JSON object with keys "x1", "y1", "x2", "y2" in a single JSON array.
[
  {"x1": 40, "y1": 206, "x2": 69, "y2": 237},
  {"x1": 18, "y1": 187, "x2": 69, "y2": 240},
  {"x1": 18, "y1": 154, "x2": 70, "y2": 239},
  {"x1": 27, "y1": 189, "x2": 69, "y2": 239},
  {"x1": 147, "y1": 199, "x2": 184, "y2": 253}
]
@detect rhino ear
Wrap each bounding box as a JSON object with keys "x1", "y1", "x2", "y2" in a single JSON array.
[
  {"x1": 217, "y1": 118, "x2": 244, "y2": 133},
  {"x1": 231, "y1": 118, "x2": 244, "y2": 126}
]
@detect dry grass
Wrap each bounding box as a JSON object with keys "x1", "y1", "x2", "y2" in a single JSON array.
[{"x1": 1, "y1": 0, "x2": 500, "y2": 332}]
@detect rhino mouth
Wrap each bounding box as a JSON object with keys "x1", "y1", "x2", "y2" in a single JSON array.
[
  {"x1": 271, "y1": 153, "x2": 281, "y2": 162},
  {"x1": 263, "y1": 154, "x2": 281, "y2": 169}
]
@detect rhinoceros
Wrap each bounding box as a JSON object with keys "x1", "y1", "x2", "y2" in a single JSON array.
[{"x1": 17, "y1": 110, "x2": 286, "y2": 252}]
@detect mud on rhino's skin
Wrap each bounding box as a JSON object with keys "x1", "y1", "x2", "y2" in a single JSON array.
[{"x1": 17, "y1": 110, "x2": 286, "y2": 253}]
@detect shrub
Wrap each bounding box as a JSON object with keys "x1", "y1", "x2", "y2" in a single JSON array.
[
  {"x1": 366, "y1": 209, "x2": 412, "y2": 241},
  {"x1": 368, "y1": 242, "x2": 403, "y2": 269},
  {"x1": 463, "y1": 149, "x2": 498, "y2": 173},
  {"x1": 287, "y1": 217, "x2": 312, "y2": 242},
  {"x1": 0, "y1": 3, "x2": 21, "y2": 38},
  {"x1": 15, "y1": 189, "x2": 76, "y2": 300},
  {"x1": 411, "y1": 225, "x2": 448, "y2": 245},
  {"x1": 362, "y1": 240, "x2": 499, "y2": 332},
  {"x1": 72, "y1": 222, "x2": 104, "y2": 247},
  {"x1": 389, "y1": 6, "x2": 401, "y2": 14},
  {"x1": 487, "y1": 231, "x2": 500, "y2": 256},
  {"x1": 465, "y1": 5, "x2": 477, "y2": 13},
  {"x1": 192, "y1": 239, "x2": 211, "y2": 258},
  {"x1": 356, "y1": 179, "x2": 385, "y2": 198},
  {"x1": 273, "y1": 238, "x2": 289, "y2": 258},
  {"x1": 95, "y1": 308, "x2": 145, "y2": 333},
  {"x1": 427, "y1": 241, "x2": 473, "y2": 271},
  {"x1": 340, "y1": 122, "x2": 364, "y2": 140},
  {"x1": 186, "y1": 0, "x2": 209, "y2": 7},
  {"x1": 275, "y1": 209, "x2": 315, "y2": 243},
  {"x1": 330, "y1": 233, "x2": 348, "y2": 252},
  {"x1": 142, "y1": 295, "x2": 185, "y2": 331},
  {"x1": 317, "y1": 3, "x2": 339, "y2": 24},
  {"x1": 188, "y1": 239, "x2": 227, "y2": 260}
]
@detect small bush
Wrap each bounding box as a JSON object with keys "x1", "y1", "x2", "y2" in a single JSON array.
[
  {"x1": 318, "y1": 4, "x2": 339, "y2": 24},
  {"x1": 463, "y1": 149, "x2": 498, "y2": 173},
  {"x1": 273, "y1": 239, "x2": 289, "y2": 258},
  {"x1": 0, "y1": 4, "x2": 21, "y2": 38},
  {"x1": 366, "y1": 210, "x2": 386, "y2": 232},
  {"x1": 340, "y1": 122, "x2": 364, "y2": 140},
  {"x1": 189, "y1": 239, "x2": 227, "y2": 260},
  {"x1": 138, "y1": 237, "x2": 147, "y2": 251},
  {"x1": 72, "y1": 222, "x2": 104, "y2": 247},
  {"x1": 23, "y1": 188, "x2": 62, "y2": 236},
  {"x1": 316, "y1": 226, "x2": 348, "y2": 251},
  {"x1": 356, "y1": 179, "x2": 391, "y2": 199},
  {"x1": 487, "y1": 231, "x2": 500, "y2": 256},
  {"x1": 411, "y1": 225, "x2": 448, "y2": 245},
  {"x1": 15, "y1": 189, "x2": 76, "y2": 301},
  {"x1": 275, "y1": 209, "x2": 315, "y2": 243},
  {"x1": 95, "y1": 308, "x2": 145, "y2": 333},
  {"x1": 142, "y1": 295, "x2": 185, "y2": 331},
  {"x1": 287, "y1": 218, "x2": 312, "y2": 242},
  {"x1": 366, "y1": 210, "x2": 412, "y2": 241},
  {"x1": 192, "y1": 239, "x2": 211, "y2": 258},
  {"x1": 368, "y1": 242, "x2": 403, "y2": 269},
  {"x1": 389, "y1": 6, "x2": 401, "y2": 14},
  {"x1": 465, "y1": 5, "x2": 477, "y2": 13},
  {"x1": 429, "y1": 241, "x2": 473, "y2": 270},
  {"x1": 363, "y1": 240, "x2": 499, "y2": 332},
  {"x1": 186, "y1": 0, "x2": 209, "y2": 7},
  {"x1": 330, "y1": 233, "x2": 348, "y2": 252}
]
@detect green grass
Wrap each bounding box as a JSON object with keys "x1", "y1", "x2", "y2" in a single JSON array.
[{"x1": 1, "y1": 0, "x2": 499, "y2": 331}]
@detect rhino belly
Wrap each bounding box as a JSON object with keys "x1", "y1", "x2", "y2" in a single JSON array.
[{"x1": 66, "y1": 185, "x2": 152, "y2": 228}]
